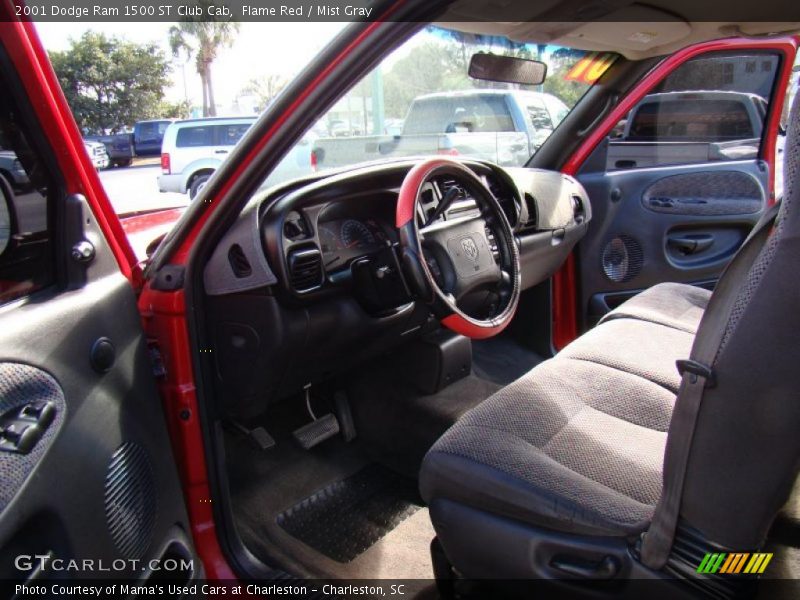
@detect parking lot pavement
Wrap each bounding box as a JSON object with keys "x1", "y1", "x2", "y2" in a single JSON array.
[{"x1": 99, "y1": 164, "x2": 188, "y2": 215}]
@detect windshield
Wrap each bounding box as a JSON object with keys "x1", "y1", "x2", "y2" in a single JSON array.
[
  {"x1": 272, "y1": 26, "x2": 613, "y2": 184},
  {"x1": 35, "y1": 21, "x2": 612, "y2": 258}
]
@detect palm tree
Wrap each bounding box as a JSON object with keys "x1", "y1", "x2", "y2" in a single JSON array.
[{"x1": 169, "y1": 12, "x2": 239, "y2": 116}]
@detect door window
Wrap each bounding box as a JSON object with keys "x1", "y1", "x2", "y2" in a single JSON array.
[
  {"x1": 216, "y1": 123, "x2": 252, "y2": 146},
  {"x1": 607, "y1": 51, "x2": 781, "y2": 171},
  {"x1": 526, "y1": 97, "x2": 554, "y2": 130},
  {"x1": 176, "y1": 126, "x2": 214, "y2": 148},
  {"x1": 0, "y1": 90, "x2": 54, "y2": 305}
]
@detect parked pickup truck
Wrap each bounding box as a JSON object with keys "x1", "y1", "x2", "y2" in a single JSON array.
[
  {"x1": 84, "y1": 119, "x2": 176, "y2": 168},
  {"x1": 606, "y1": 90, "x2": 767, "y2": 170},
  {"x1": 84, "y1": 133, "x2": 134, "y2": 167},
  {"x1": 311, "y1": 89, "x2": 569, "y2": 170}
]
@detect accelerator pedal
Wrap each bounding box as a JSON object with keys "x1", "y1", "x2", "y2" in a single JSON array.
[
  {"x1": 292, "y1": 414, "x2": 340, "y2": 450},
  {"x1": 292, "y1": 383, "x2": 341, "y2": 450}
]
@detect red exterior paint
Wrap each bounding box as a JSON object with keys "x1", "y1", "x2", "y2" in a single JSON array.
[
  {"x1": 551, "y1": 253, "x2": 578, "y2": 350},
  {"x1": 121, "y1": 207, "x2": 186, "y2": 262},
  {"x1": 551, "y1": 36, "x2": 799, "y2": 350},
  {"x1": 0, "y1": 16, "x2": 141, "y2": 285},
  {"x1": 137, "y1": 289, "x2": 236, "y2": 580},
  {"x1": 120, "y1": 207, "x2": 185, "y2": 235}
]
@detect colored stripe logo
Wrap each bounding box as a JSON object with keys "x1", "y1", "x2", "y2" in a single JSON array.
[{"x1": 697, "y1": 552, "x2": 773, "y2": 574}]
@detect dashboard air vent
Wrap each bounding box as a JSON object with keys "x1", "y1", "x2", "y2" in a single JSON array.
[
  {"x1": 486, "y1": 174, "x2": 519, "y2": 228},
  {"x1": 287, "y1": 247, "x2": 323, "y2": 293},
  {"x1": 572, "y1": 195, "x2": 586, "y2": 224},
  {"x1": 521, "y1": 193, "x2": 538, "y2": 231},
  {"x1": 228, "y1": 244, "x2": 252, "y2": 278}
]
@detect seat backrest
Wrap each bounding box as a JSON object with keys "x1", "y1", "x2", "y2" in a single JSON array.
[{"x1": 668, "y1": 89, "x2": 800, "y2": 551}]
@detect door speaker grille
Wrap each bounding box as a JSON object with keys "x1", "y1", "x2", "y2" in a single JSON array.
[
  {"x1": 104, "y1": 442, "x2": 156, "y2": 560},
  {"x1": 602, "y1": 234, "x2": 643, "y2": 283}
]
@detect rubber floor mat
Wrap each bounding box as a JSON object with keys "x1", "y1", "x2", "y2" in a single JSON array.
[{"x1": 276, "y1": 464, "x2": 423, "y2": 562}]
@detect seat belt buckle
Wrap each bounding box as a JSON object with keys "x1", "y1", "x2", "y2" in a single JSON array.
[{"x1": 676, "y1": 359, "x2": 716, "y2": 388}]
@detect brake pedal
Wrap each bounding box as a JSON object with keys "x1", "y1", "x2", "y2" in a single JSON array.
[
  {"x1": 292, "y1": 413, "x2": 340, "y2": 450},
  {"x1": 227, "y1": 421, "x2": 276, "y2": 450}
]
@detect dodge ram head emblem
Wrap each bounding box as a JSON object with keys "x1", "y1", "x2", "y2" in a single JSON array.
[{"x1": 461, "y1": 237, "x2": 479, "y2": 261}]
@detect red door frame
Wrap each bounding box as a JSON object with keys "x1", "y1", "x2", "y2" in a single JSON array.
[
  {"x1": 135, "y1": 12, "x2": 407, "y2": 578},
  {"x1": 552, "y1": 35, "x2": 798, "y2": 350}
]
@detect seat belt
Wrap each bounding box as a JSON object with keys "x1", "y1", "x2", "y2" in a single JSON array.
[{"x1": 640, "y1": 201, "x2": 782, "y2": 569}]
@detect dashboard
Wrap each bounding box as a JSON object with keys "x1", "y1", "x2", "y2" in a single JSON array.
[
  {"x1": 318, "y1": 218, "x2": 389, "y2": 271},
  {"x1": 202, "y1": 159, "x2": 592, "y2": 418}
]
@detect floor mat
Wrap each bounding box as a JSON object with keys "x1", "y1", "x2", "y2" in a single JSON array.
[
  {"x1": 276, "y1": 464, "x2": 423, "y2": 563},
  {"x1": 472, "y1": 334, "x2": 544, "y2": 385}
]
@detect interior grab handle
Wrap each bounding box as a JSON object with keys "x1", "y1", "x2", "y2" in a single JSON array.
[{"x1": 668, "y1": 234, "x2": 714, "y2": 255}]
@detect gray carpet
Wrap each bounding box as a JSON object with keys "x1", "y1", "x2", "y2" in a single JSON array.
[
  {"x1": 472, "y1": 335, "x2": 544, "y2": 385},
  {"x1": 226, "y1": 356, "x2": 507, "y2": 584},
  {"x1": 348, "y1": 373, "x2": 501, "y2": 477}
]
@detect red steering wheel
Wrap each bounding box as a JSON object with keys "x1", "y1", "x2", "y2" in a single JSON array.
[{"x1": 396, "y1": 157, "x2": 520, "y2": 339}]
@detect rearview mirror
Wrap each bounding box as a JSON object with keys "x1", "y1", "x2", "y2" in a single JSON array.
[
  {"x1": 0, "y1": 174, "x2": 16, "y2": 257},
  {"x1": 469, "y1": 53, "x2": 547, "y2": 86}
]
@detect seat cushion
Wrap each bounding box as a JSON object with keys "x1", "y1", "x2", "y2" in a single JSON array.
[
  {"x1": 420, "y1": 357, "x2": 674, "y2": 537},
  {"x1": 600, "y1": 282, "x2": 711, "y2": 334},
  {"x1": 559, "y1": 318, "x2": 694, "y2": 393}
]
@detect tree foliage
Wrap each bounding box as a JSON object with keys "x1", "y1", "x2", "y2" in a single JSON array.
[
  {"x1": 169, "y1": 5, "x2": 239, "y2": 117},
  {"x1": 239, "y1": 74, "x2": 287, "y2": 111},
  {"x1": 382, "y1": 42, "x2": 474, "y2": 118},
  {"x1": 49, "y1": 32, "x2": 173, "y2": 134},
  {"x1": 380, "y1": 28, "x2": 588, "y2": 120}
]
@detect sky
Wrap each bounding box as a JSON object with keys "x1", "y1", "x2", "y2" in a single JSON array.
[{"x1": 34, "y1": 22, "x2": 349, "y2": 111}]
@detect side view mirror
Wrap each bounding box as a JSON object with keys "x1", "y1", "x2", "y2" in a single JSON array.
[
  {"x1": 0, "y1": 173, "x2": 18, "y2": 257},
  {"x1": 469, "y1": 53, "x2": 547, "y2": 86}
]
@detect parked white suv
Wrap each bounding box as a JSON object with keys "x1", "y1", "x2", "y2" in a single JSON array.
[{"x1": 158, "y1": 116, "x2": 316, "y2": 199}]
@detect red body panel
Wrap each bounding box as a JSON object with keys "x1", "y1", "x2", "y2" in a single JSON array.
[{"x1": 120, "y1": 208, "x2": 185, "y2": 262}]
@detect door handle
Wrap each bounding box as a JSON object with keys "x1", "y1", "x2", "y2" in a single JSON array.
[
  {"x1": 668, "y1": 234, "x2": 714, "y2": 255},
  {"x1": 214, "y1": 149, "x2": 229, "y2": 154}
]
